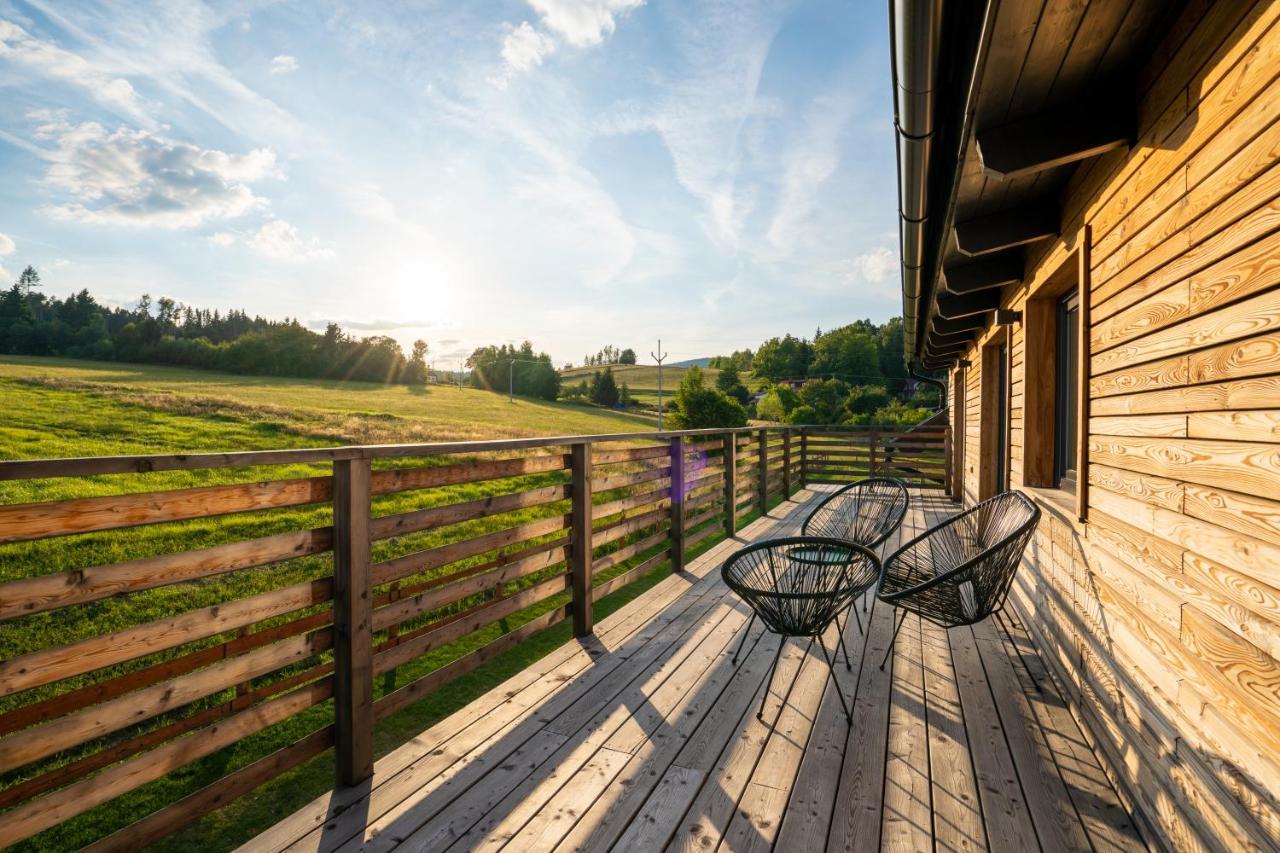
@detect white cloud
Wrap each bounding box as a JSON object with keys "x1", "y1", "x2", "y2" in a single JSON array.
[
  {"x1": 852, "y1": 247, "x2": 896, "y2": 283},
  {"x1": 766, "y1": 91, "x2": 856, "y2": 255},
  {"x1": 37, "y1": 121, "x2": 277, "y2": 228},
  {"x1": 600, "y1": 2, "x2": 791, "y2": 248},
  {"x1": 247, "y1": 220, "x2": 333, "y2": 261},
  {"x1": 269, "y1": 54, "x2": 298, "y2": 74},
  {"x1": 502, "y1": 22, "x2": 555, "y2": 71},
  {"x1": 527, "y1": 0, "x2": 644, "y2": 47},
  {"x1": 0, "y1": 19, "x2": 146, "y2": 120},
  {"x1": 208, "y1": 231, "x2": 236, "y2": 247}
]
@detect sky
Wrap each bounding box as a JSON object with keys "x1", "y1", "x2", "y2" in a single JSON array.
[{"x1": 0, "y1": 0, "x2": 899, "y2": 367}]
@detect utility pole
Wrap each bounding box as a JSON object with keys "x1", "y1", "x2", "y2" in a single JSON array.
[
  {"x1": 505, "y1": 357, "x2": 541, "y2": 403},
  {"x1": 651, "y1": 339, "x2": 668, "y2": 431}
]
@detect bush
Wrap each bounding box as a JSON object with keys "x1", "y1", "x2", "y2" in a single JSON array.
[
  {"x1": 666, "y1": 367, "x2": 747, "y2": 429},
  {"x1": 755, "y1": 388, "x2": 788, "y2": 422}
]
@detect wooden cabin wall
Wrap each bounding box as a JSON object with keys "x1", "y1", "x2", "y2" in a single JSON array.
[{"x1": 946, "y1": 1, "x2": 1280, "y2": 848}]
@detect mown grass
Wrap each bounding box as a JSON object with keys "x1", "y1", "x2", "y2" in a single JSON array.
[{"x1": 0, "y1": 357, "x2": 772, "y2": 851}]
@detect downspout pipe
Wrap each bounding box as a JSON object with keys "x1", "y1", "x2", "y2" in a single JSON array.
[
  {"x1": 909, "y1": 360, "x2": 947, "y2": 415},
  {"x1": 890, "y1": 0, "x2": 943, "y2": 359}
]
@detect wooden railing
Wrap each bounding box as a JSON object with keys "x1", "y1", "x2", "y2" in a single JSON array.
[{"x1": 0, "y1": 423, "x2": 945, "y2": 848}]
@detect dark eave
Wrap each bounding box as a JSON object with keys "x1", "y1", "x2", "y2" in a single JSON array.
[{"x1": 893, "y1": 0, "x2": 1185, "y2": 371}]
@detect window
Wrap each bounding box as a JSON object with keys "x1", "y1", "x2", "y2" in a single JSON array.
[
  {"x1": 980, "y1": 335, "x2": 1009, "y2": 500},
  {"x1": 1054, "y1": 291, "x2": 1080, "y2": 493},
  {"x1": 1021, "y1": 236, "x2": 1089, "y2": 520}
]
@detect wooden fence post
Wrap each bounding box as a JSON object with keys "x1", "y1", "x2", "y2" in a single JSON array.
[
  {"x1": 782, "y1": 431, "x2": 792, "y2": 496},
  {"x1": 943, "y1": 420, "x2": 953, "y2": 497},
  {"x1": 570, "y1": 442, "x2": 594, "y2": 637},
  {"x1": 869, "y1": 429, "x2": 878, "y2": 478},
  {"x1": 800, "y1": 428, "x2": 809, "y2": 488},
  {"x1": 723, "y1": 432, "x2": 737, "y2": 536},
  {"x1": 332, "y1": 457, "x2": 373, "y2": 787},
  {"x1": 757, "y1": 429, "x2": 768, "y2": 515},
  {"x1": 669, "y1": 435, "x2": 685, "y2": 571}
]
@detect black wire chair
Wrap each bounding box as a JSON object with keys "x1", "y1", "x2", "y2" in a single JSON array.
[
  {"x1": 801, "y1": 477, "x2": 909, "y2": 636},
  {"x1": 721, "y1": 536, "x2": 880, "y2": 724},
  {"x1": 875, "y1": 490, "x2": 1040, "y2": 669}
]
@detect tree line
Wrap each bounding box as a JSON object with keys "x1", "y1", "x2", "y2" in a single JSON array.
[
  {"x1": 0, "y1": 267, "x2": 429, "y2": 385},
  {"x1": 467, "y1": 342, "x2": 561, "y2": 400},
  {"x1": 739, "y1": 318, "x2": 934, "y2": 427},
  {"x1": 580, "y1": 345, "x2": 636, "y2": 367}
]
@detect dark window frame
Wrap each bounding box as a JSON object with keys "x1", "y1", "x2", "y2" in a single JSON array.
[{"x1": 1054, "y1": 290, "x2": 1080, "y2": 494}]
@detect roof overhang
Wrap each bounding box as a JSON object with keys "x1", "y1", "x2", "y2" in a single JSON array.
[{"x1": 891, "y1": 0, "x2": 1184, "y2": 372}]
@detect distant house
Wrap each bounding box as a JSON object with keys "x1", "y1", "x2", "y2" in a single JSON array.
[{"x1": 893, "y1": 1, "x2": 1280, "y2": 848}]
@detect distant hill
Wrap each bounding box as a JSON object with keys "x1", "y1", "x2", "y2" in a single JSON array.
[{"x1": 669, "y1": 357, "x2": 712, "y2": 368}]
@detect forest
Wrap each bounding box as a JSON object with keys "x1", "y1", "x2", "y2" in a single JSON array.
[{"x1": 0, "y1": 267, "x2": 428, "y2": 385}]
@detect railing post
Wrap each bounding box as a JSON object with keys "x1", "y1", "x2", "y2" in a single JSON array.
[
  {"x1": 332, "y1": 457, "x2": 373, "y2": 787},
  {"x1": 669, "y1": 435, "x2": 685, "y2": 571},
  {"x1": 570, "y1": 442, "x2": 594, "y2": 637},
  {"x1": 757, "y1": 429, "x2": 768, "y2": 515},
  {"x1": 723, "y1": 432, "x2": 737, "y2": 536},
  {"x1": 943, "y1": 420, "x2": 953, "y2": 496},
  {"x1": 800, "y1": 428, "x2": 809, "y2": 488},
  {"x1": 869, "y1": 429, "x2": 878, "y2": 478},
  {"x1": 782, "y1": 430, "x2": 792, "y2": 496}
]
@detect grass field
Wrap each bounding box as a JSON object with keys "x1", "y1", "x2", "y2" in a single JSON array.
[
  {"x1": 560, "y1": 363, "x2": 762, "y2": 405},
  {"x1": 0, "y1": 356, "x2": 758, "y2": 851}
]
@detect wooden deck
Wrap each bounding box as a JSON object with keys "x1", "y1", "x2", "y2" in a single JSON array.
[{"x1": 245, "y1": 487, "x2": 1146, "y2": 852}]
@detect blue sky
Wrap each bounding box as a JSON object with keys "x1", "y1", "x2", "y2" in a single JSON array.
[{"x1": 0, "y1": 0, "x2": 898, "y2": 367}]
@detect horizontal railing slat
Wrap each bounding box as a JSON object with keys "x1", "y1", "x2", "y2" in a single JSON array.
[
  {"x1": 372, "y1": 573, "x2": 568, "y2": 675},
  {"x1": 0, "y1": 680, "x2": 333, "y2": 848},
  {"x1": 371, "y1": 544, "x2": 568, "y2": 633},
  {"x1": 372, "y1": 605, "x2": 569, "y2": 722},
  {"x1": 371, "y1": 514, "x2": 571, "y2": 587},
  {"x1": 0, "y1": 476, "x2": 333, "y2": 544},
  {"x1": 0, "y1": 629, "x2": 332, "y2": 773},
  {"x1": 0, "y1": 526, "x2": 333, "y2": 621},
  {"x1": 0, "y1": 578, "x2": 331, "y2": 696},
  {"x1": 370, "y1": 483, "x2": 569, "y2": 542}
]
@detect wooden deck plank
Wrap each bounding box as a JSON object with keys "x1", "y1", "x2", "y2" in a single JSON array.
[
  {"x1": 921, "y1": 618, "x2": 987, "y2": 852},
  {"x1": 825, "y1": 594, "x2": 897, "y2": 852},
  {"x1": 717, "y1": 620, "x2": 841, "y2": 852},
  {"x1": 553, "y1": 615, "x2": 774, "y2": 852},
  {"x1": 486, "y1": 603, "x2": 751, "y2": 850},
  {"x1": 771, "y1": 608, "x2": 869, "y2": 851},
  {"x1": 881, "y1": 612, "x2": 933, "y2": 851},
  {"x1": 661, "y1": 638, "x2": 810, "y2": 853},
  {"x1": 378, "y1": 597, "x2": 741, "y2": 851},
  {"x1": 971, "y1": 618, "x2": 1094, "y2": 851},
  {"x1": 950, "y1": 623, "x2": 1040, "y2": 852},
  {"x1": 996, "y1": 610, "x2": 1147, "y2": 851},
  {"x1": 245, "y1": 487, "x2": 1144, "y2": 853}
]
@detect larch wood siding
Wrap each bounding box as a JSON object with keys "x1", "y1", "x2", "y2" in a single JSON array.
[{"x1": 948, "y1": 2, "x2": 1280, "y2": 849}]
